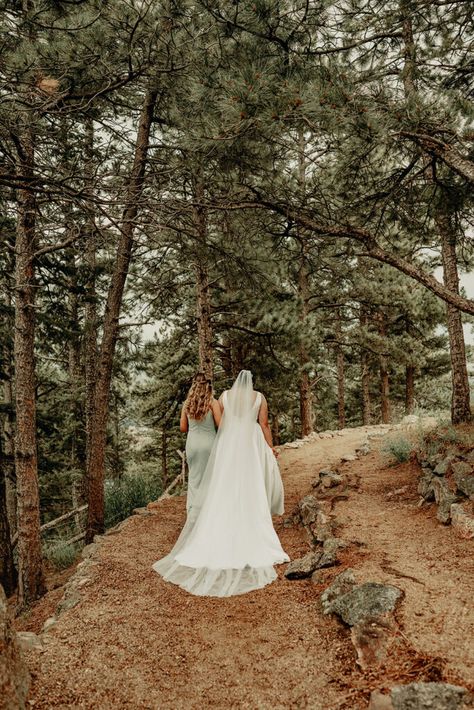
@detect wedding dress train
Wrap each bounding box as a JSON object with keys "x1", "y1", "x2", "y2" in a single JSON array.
[{"x1": 152, "y1": 371, "x2": 289, "y2": 597}]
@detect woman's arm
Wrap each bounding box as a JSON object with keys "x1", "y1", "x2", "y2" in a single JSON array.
[
  {"x1": 179, "y1": 404, "x2": 188, "y2": 433},
  {"x1": 211, "y1": 398, "x2": 222, "y2": 428},
  {"x1": 258, "y1": 395, "x2": 278, "y2": 456}
]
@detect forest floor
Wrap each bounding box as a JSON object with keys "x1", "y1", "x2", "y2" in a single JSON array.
[{"x1": 16, "y1": 424, "x2": 474, "y2": 709}]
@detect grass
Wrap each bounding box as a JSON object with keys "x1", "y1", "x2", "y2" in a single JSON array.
[
  {"x1": 104, "y1": 472, "x2": 162, "y2": 529},
  {"x1": 43, "y1": 538, "x2": 82, "y2": 570},
  {"x1": 383, "y1": 435, "x2": 413, "y2": 464}
]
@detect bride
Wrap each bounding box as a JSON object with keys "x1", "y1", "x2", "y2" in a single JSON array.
[{"x1": 152, "y1": 370, "x2": 289, "y2": 597}]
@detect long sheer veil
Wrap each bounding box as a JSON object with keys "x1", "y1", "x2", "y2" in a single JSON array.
[{"x1": 152, "y1": 369, "x2": 289, "y2": 596}]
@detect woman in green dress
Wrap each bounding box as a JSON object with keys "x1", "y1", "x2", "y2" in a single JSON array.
[{"x1": 180, "y1": 373, "x2": 221, "y2": 514}]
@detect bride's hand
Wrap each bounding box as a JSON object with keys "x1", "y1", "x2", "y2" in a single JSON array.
[{"x1": 272, "y1": 446, "x2": 280, "y2": 458}]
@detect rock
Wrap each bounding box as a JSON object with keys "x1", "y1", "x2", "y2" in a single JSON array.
[
  {"x1": 357, "y1": 441, "x2": 371, "y2": 456},
  {"x1": 81, "y1": 543, "x2": 98, "y2": 559},
  {"x1": 341, "y1": 453, "x2": 357, "y2": 462},
  {"x1": 311, "y1": 570, "x2": 326, "y2": 585},
  {"x1": 285, "y1": 551, "x2": 322, "y2": 579},
  {"x1": 321, "y1": 568, "x2": 357, "y2": 615},
  {"x1": 452, "y1": 464, "x2": 474, "y2": 498},
  {"x1": 57, "y1": 591, "x2": 81, "y2": 614},
  {"x1": 42, "y1": 617, "x2": 57, "y2": 633},
  {"x1": 132, "y1": 506, "x2": 151, "y2": 516},
  {"x1": 418, "y1": 471, "x2": 435, "y2": 501},
  {"x1": 0, "y1": 585, "x2": 30, "y2": 709},
  {"x1": 16, "y1": 632, "x2": 43, "y2": 652},
  {"x1": 351, "y1": 613, "x2": 397, "y2": 670},
  {"x1": 368, "y1": 690, "x2": 394, "y2": 709},
  {"x1": 434, "y1": 457, "x2": 452, "y2": 476},
  {"x1": 320, "y1": 471, "x2": 344, "y2": 489},
  {"x1": 311, "y1": 509, "x2": 335, "y2": 543},
  {"x1": 391, "y1": 682, "x2": 470, "y2": 709},
  {"x1": 464, "y1": 451, "x2": 474, "y2": 464},
  {"x1": 450, "y1": 503, "x2": 474, "y2": 540},
  {"x1": 432, "y1": 477, "x2": 458, "y2": 523},
  {"x1": 299, "y1": 495, "x2": 320, "y2": 526},
  {"x1": 326, "y1": 582, "x2": 403, "y2": 626}
]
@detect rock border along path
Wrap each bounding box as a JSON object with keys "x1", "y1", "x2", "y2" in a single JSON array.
[{"x1": 12, "y1": 417, "x2": 473, "y2": 709}]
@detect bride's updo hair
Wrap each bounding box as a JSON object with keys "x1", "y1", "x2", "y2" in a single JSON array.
[{"x1": 184, "y1": 372, "x2": 213, "y2": 421}]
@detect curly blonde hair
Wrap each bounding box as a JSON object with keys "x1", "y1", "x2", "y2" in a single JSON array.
[{"x1": 184, "y1": 372, "x2": 213, "y2": 421}]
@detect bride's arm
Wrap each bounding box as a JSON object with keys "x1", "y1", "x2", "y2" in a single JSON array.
[
  {"x1": 179, "y1": 404, "x2": 188, "y2": 433},
  {"x1": 211, "y1": 398, "x2": 222, "y2": 427},
  {"x1": 258, "y1": 395, "x2": 278, "y2": 456}
]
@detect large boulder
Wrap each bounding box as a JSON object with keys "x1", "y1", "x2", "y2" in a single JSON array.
[
  {"x1": 452, "y1": 463, "x2": 474, "y2": 499},
  {"x1": 450, "y1": 503, "x2": 474, "y2": 540},
  {"x1": 391, "y1": 682, "x2": 471, "y2": 709},
  {"x1": 0, "y1": 585, "x2": 30, "y2": 710},
  {"x1": 418, "y1": 471, "x2": 435, "y2": 501},
  {"x1": 368, "y1": 683, "x2": 472, "y2": 709},
  {"x1": 326, "y1": 582, "x2": 403, "y2": 626},
  {"x1": 432, "y1": 477, "x2": 458, "y2": 524},
  {"x1": 285, "y1": 551, "x2": 322, "y2": 580},
  {"x1": 321, "y1": 568, "x2": 357, "y2": 615},
  {"x1": 298, "y1": 494, "x2": 320, "y2": 526}
]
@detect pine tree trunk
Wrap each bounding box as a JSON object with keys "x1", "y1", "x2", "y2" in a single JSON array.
[
  {"x1": 161, "y1": 429, "x2": 168, "y2": 488},
  {"x1": 0, "y1": 436, "x2": 17, "y2": 596},
  {"x1": 360, "y1": 309, "x2": 371, "y2": 425},
  {"x1": 66, "y1": 247, "x2": 85, "y2": 520},
  {"x1": 297, "y1": 130, "x2": 313, "y2": 437},
  {"x1": 193, "y1": 178, "x2": 213, "y2": 380},
  {"x1": 14, "y1": 125, "x2": 45, "y2": 606},
  {"x1": 271, "y1": 413, "x2": 280, "y2": 446},
  {"x1": 377, "y1": 314, "x2": 391, "y2": 424},
  {"x1": 437, "y1": 213, "x2": 471, "y2": 424},
  {"x1": 405, "y1": 364, "x2": 415, "y2": 414},
  {"x1": 2, "y1": 321, "x2": 17, "y2": 537},
  {"x1": 83, "y1": 120, "x2": 98, "y2": 506},
  {"x1": 85, "y1": 86, "x2": 158, "y2": 544},
  {"x1": 335, "y1": 310, "x2": 346, "y2": 429}
]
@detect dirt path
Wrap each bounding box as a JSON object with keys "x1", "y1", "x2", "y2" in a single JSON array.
[{"x1": 18, "y1": 426, "x2": 474, "y2": 709}]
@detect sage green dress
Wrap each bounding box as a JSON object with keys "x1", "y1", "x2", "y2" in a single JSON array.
[{"x1": 186, "y1": 410, "x2": 216, "y2": 513}]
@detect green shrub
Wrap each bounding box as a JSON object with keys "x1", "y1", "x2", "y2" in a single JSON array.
[
  {"x1": 43, "y1": 539, "x2": 81, "y2": 570},
  {"x1": 383, "y1": 436, "x2": 412, "y2": 464},
  {"x1": 104, "y1": 472, "x2": 162, "y2": 529}
]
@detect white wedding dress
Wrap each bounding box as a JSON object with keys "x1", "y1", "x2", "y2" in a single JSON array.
[{"x1": 152, "y1": 371, "x2": 289, "y2": 597}]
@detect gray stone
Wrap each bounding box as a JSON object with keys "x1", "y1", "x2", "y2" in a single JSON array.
[
  {"x1": 132, "y1": 506, "x2": 151, "y2": 516},
  {"x1": 464, "y1": 451, "x2": 474, "y2": 464},
  {"x1": 311, "y1": 509, "x2": 336, "y2": 543},
  {"x1": 42, "y1": 616, "x2": 57, "y2": 633},
  {"x1": 285, "y1": 551, "x2": 322, "y2": 580},
  {"x1": 321, "y1": 568, "x2": 357, "y2": 615},
  {"x1": 432, "y1": 477, "x2": 458, "y2": 523},
  {"x1": 299, "y1": 494, "x2": 320, "y2": 526},
  {"x1": 16, "y1": 632, "x2": 43, "y2": 652},
  {"x1": 57, "y1": 591, "x2": 81, "y2": 614},
  {"x1": 434, "y1": 457, "x2": 452, "y2": 475},
  {"x1": 450, "y1": 504, "x2": 474, "y2": 540},
  {"x1": 452, "y1": 467, "x2": 474, "y2": 499},
  {"x1": 418, "y1": 471, "x2": 435, "y2": 501},
  {"x1": 0, "y1": 585, "x2": 30, "y2": 709},
  {"x1": 451, "y1": 461, "x2": 472, "y2": 477},
  {"x1": 81, "y1": 542, "x2": 98, "y2": 559},
  {"x1": 320, "y1": 471, "x2": 344, "y2": 489},
  {"x1": 326, "y1": 582, "x2": 403, "y2": 626},
  {"x1": 341, "y1": 453, "x2": 357, "y2": 462},
  {"x1": 391, "y1": 682, "x2": 469, "y2": 710}
]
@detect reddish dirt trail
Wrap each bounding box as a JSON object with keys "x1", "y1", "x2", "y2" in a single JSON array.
[{"x1": 17, "y1": 426, "x2": 474, "y2": 709}]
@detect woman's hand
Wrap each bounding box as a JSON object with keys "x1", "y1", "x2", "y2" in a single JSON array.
[{"x1": 272, "y1": 446, "x2": 280, "y2": 458}]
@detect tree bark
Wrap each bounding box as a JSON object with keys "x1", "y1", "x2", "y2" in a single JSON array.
[
  {"x1": 335, "y1": 310, "x2": 346, "y2": 429},
  {"x1": 437, "y1": 212, "x2": 471, "y2": 424},
  {"x1": 0, "y1": 436, "x2": 17, "y2": 595},
  {"x1": 2, "y1": 293, "x2": 17, "y2": 537},
  {"x1": 85, "y1": 86, "x2": 158, "y2": 543},
  {"x1": 405, "y1": 364, "x2": 415, "y2": 414},
  {"x1": 377, "y1": 313, "x2": 391, "y2": 424},
  {"x1": 14, "y1": 124, "x2": 45, "y2": 606},
  {"x1": 360, "y1": 309, "x2": 371, "y2": 425},
  {"x1": 193, "y1": 176, "x2": 214, "y2": 380}
]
